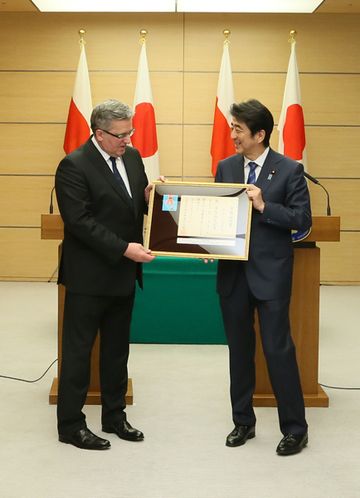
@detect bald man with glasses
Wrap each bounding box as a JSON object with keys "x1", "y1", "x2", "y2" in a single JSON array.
[{"x1": 55, "y1": 99, "x2": 154, "y2": 450}]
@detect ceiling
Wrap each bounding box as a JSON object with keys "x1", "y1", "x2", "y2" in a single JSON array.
[{"x1": 0, "y1": 0, "x2": 359, "y2": 12}]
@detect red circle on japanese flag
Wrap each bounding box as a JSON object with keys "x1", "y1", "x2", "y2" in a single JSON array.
[
  {"x1": 131, "y1": 103, "x2": 158, "y2": 158},
  {"x1": 283, "y1": 103, "x2": 306, "y2": 161}
]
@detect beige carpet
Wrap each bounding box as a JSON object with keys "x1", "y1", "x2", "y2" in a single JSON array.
[{"x1": 0, "y1": 282, "x2": 359, "y2": 498}]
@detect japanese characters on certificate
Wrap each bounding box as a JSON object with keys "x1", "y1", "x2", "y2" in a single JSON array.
[{"x1": 177, "y1": 195, "x2": 238, "y2": 243}]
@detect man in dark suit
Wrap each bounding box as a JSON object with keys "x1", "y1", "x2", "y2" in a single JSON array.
[
  {"x1": 216, "y1": 99, "x2": 311, "y2": 456},
  {"x1": 55, "y1": 99, "x2": 154, "y2": 450}
]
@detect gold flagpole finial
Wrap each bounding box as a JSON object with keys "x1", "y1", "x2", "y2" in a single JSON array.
[
  {"x1": 140, "y1": 29, "x2": 148, "y2": 44},
  {"x1": 79, "y1": 28, "x2": 86, "y2": 46},
  {"x1": 289, "y1": 29, "x2": 297, "y2": 44},
  {"x1": 223, "y1": 29, "x2": 231, "y2": 45}
]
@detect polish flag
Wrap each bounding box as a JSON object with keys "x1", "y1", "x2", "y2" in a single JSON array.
[
  {"x1": 210, "y1": 42, "x2": 235, "y2": 176},
  {"x1": 277, "y1": 39, "x2": 307, "y2": 169},
  {"x1": 131, "y1": 42, "x2": 160, "y2": 181},
  {"x1": 63, "y1": 44, "x2": 92, "y2": 154}
]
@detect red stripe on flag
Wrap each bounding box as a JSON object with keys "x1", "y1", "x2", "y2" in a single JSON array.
[
  {"x1": 131, "y1": 102, "x2": 158, "y2": 158},
  {"x1": 283, "y1": 103, "x2": 306, "y2": 161},
  {"x1": 211, "y1": 98, "x2": 235, "y2": 176},
  {"x1": 63, "y1": 98, "x2": 90, "y2": 154}
]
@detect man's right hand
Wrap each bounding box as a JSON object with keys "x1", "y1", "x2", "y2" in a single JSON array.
[{"x1": 124, "y1": 243, "x2": 155, "y2": 263}]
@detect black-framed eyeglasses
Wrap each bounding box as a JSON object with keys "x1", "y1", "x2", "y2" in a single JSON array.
[{"x1": 99, "y1": 128, "x2": 135, "y2": 139}]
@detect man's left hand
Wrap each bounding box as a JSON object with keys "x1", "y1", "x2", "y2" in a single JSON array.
[{"x1": 145, "y1": 176, "x2": 166, "y2": 204}]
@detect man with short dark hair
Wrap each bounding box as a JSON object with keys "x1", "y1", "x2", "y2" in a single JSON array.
[
  {"x1": 216, "y1": 99, "x2": 311, "y2": 455},
  {"x1": 55, "y1": 99, "x2": 154, "y2": 450}
]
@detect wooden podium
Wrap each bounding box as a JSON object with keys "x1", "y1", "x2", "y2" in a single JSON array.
[
  {"x1": 41, "y1": 214, "x2": 133, "y2": 406},
  {"x1": 254, "y1": 216, "x2": 340, "y2": 407},
  {"x1": 41, "y1": 214, "x2": 340, "y2": 408}
]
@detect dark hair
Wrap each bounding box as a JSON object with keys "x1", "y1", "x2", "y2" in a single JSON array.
[
  {"x1": 90, "y1": 99, "x2": 132, "y2": 133},
  {"x1": 230, "y1": 99, "x2": 274, "y2": 147}
]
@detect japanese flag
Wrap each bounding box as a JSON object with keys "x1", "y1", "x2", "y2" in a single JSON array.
[
  {"x1": 131, "y1": 42, "x2": 160, "y2": 181},
  {"x1": 210, "y1": 42, "x2": 235, "y2": 176},
  {"x1": 277, "y1": 40, "x2": 307, "y2": 169}
]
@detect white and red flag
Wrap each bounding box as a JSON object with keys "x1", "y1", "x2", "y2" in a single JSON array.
[
  {"x1": 210, "y1": 41, "x2": 235, "y2": 176},
  {"x1": 63, "y1": 43, "x2": 92, "y2": 155},
  {"x1": 277, "y1": 38, "x2": 307, "y2": 169},
  {"x1": 131, "y1": 41, "x2": 160, "y2": 181},
  {"x1": 278, "y1": 38, "x2": 310, "y2": 241}
]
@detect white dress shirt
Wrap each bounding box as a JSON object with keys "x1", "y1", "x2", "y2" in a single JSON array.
[
  {"x1": 244, "y1": 147, "x2": 270, "y2": 182},
  {"x1": 91, "y1": 136, "x2": 132, "y2": 197}
]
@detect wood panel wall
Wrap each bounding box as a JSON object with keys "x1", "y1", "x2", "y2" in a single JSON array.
[{"x1": 0, "y1": 12, "x2": 359, "y2": 282}]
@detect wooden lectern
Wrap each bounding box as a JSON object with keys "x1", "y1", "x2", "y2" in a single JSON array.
[
  {"x1": 41, "y1": 214, "x2": 340, "y2": 408},
  {"x1": 41, "y1": 214, "x2": 133, "y2": 405},
  {"x1": 254, "y1": 216, "x2": 340, "y2": 407}
]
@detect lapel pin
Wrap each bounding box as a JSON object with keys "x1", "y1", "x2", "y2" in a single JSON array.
[{"x1": 267, "y1": 170, "x2": 276, "y2": 181}]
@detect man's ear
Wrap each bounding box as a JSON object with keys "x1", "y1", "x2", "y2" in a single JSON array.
[
  {"x1": 257, "y1": 129, "x2": 266, "y2": 144},
  {"x1": 94, "y1": 129, "x2": 103, "y2": 143}
]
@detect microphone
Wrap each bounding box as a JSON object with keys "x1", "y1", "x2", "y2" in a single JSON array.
[
  {"x1": 304, "y1": 171, "x2": 331, "y2": 216},
  {"x1": 49, "y1": 186, "x2": 55, "y2": 214}
]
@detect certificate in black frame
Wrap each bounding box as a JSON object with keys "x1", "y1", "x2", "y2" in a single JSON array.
[{"x1": 144, "y1": 181, "x2": 252, "y2": 260}]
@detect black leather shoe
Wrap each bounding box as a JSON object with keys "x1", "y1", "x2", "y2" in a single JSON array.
[
  {"x1": 102, "y1": 420, "x2": 144, "y2": 442},
  {"x1": 226, "y1": 425, "x2": 256, "y2": 447},
  {"x1": 59, "y1": 428, "x2": 111, "y2": 450},
  {"x1": 276, "y1": 433, "x2": 308, "y2": 456}
]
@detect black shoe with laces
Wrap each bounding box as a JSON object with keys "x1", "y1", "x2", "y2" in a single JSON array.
[
  {"x1": 226, "y1": 425, "x2": 256, "y2": 447},
  {"x1": 276, "y1": 433, "x2": 308, "y2": 456}
]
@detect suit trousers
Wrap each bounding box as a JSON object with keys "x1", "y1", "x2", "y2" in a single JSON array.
[
  {"x1": 219, "y1": 266, "x2": 307, "y2": 435},
  {"x1": 57, "y1": 290, "x2": 135, "y2": 436}
]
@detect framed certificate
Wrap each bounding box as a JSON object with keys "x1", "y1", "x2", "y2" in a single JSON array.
[{"x1": 144, "y1": 181, "x2": 252, "y2": 260}]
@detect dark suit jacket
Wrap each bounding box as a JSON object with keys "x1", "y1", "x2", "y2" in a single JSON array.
[
  {"x1": 55, "y1": 138, "x2": 148, "y2": 297},
  {"x1": 216, "y1": 149, "x2": 311, "y2": 300}
]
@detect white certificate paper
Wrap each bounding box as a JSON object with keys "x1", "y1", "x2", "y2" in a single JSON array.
[{"x1": 177, "y1": 195, "x2": 238, "y2": 239}]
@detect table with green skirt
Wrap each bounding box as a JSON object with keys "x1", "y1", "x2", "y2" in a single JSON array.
[{"x1": 131, "y1": 257, "x2": 226, "y2": 344}]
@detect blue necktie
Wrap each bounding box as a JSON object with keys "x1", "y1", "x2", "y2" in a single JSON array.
[
  {"x1": 109, "y1": 156, "x2": 130, "y2": 196},
  {"x1": 247, "y1": 161, "x2": 257, "y2": 184}
]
